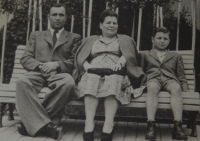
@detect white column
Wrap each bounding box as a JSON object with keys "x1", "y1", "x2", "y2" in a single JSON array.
[
  {"x1": 87, "y1": 0, "x2": 93, "y2": 37},
  {"x1": 39, "y1": 0, "x2": 42, "y2": 31},
  {"x1": 136, "y1": 8, "x2": 143, "y2": 51},
  {"x1": 131, "y1": 10, "x2": 136, "y2": 38},
  {"x1": 156, "y1": 5, "x2": 159, "y2": 27},
  {"x1": 191, "y1": 0, "x2": 196, "y2": 52},
  {"x1": 159, "y1": 6, "x2": 163, "y2": 27},
  {"x1": 0, "y1": 13, "x2": 9, "y2": 83},
  {"x1": 26, "y1": 0, "x2": 32, "y2": 43},
  {"x1": 83, "y1": 0, "x2": 86, "y2": 38},
  {"x1": 32, "y1": 0, "x2": 37, "y2": 32},
  {"x1": 176, "y1": 0, "x2": 181, "y2": 51},
  {"x1": 71, "y1": 15, "x2": 74, "y2": 32}
]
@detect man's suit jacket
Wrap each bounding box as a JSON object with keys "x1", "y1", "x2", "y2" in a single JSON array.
[
  {"x1": 73, "y1": 34, "x2": 146, "y2": 89},
  {"x1": 139, "y1": 50, "x2": 189, "y2": 91},
  {"x1": 21, "y1": 30, "x2": 81, "y2": 74}
]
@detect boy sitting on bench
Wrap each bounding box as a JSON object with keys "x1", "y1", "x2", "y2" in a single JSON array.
[{"x1": 139, "y1": 27, "x2": 188, "y2": 140}]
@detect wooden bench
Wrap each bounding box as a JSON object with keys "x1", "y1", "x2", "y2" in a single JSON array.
[{"x1": 0, "y1": 45, "x2": 200, "y2": 137}]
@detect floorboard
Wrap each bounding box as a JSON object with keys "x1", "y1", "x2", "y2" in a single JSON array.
[{"x1": 0, "y1": 116, "x2": 200, "y2": 141}]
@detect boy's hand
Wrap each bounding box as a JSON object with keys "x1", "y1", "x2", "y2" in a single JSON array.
[{"x1": 111, "y1": 63, "x2": 122, "y2": 71}]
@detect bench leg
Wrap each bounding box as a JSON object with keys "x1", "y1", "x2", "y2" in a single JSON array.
[
  {"x1": 0, "y1": 103, "x2": 7, "y2": 127},
  {"x1": 8, "y1": 103, "x2": 15, "y2": 121},
  {"x1": 188, "y1": 111, "x2": 198, "y2": 137}
]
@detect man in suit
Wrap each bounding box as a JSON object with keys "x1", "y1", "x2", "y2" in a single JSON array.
[
  {"x1": 15, "y1": 3, "x2": 81, "y2": 140},
  {"x1": 139, "y1": 27, "x2": 188, "y2": 140}
]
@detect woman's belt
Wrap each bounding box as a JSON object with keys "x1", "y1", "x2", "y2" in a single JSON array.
[{"x1": 87, "y1": 68, "x2": 126, "y2": 76}]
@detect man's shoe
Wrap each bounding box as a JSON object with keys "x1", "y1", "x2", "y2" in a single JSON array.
[
  {"x1": 83, "y1": 130, "x2": 94, "y2": 141},
  {"x1": 16, "y1": 122, "x2": 28, "y2": 136},
  {"x1": 145, "y1": 121, "x2": 156, "y2": 139},
  {"x1": 46, "y1": 123, "x2": 63, "y2": 140},
  {"x1": 172, "y1": 121, "x2": 188, "y2": 140}
]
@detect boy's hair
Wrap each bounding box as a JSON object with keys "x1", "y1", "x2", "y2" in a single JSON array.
[
  {"x1": 48, "y1": 3, "x2": 66, "y2": 14},
  {"x1": 152, "y1": 27, "x2": 170, "y2": 38},
  {"x1": 99, "y1": 9, "x2": 118, "y2": 23}
]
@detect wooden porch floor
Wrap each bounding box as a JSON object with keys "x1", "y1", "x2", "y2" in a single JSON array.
[{"x1": 0, "y1": 116, "x2": 200, "y2": 141}]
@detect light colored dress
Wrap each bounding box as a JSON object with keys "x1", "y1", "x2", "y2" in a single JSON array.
[{"x1": 78, "y1": 36, "x2": 143, "y2": 104}]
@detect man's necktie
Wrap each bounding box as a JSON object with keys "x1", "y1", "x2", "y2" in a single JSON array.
[{"x1": 53, "y1": 30, "x2": 58, "y2": 47}]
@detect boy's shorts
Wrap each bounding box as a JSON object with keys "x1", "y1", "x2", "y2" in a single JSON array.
[{"x1": 147, "y1": 78, "x2": 179, "y2": 91}]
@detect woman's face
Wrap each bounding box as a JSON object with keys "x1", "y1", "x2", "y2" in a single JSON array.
[{"x1": 100, "y1": 16, "x2": 118, "y2": 37}]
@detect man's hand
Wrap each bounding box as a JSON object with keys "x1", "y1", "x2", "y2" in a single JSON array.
[{"x1": 39, "y1": 62, "x2": 59, "y2": 74}]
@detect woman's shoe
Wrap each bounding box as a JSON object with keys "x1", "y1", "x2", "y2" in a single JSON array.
[
  {"x1": 100, "y1": 129, "x2": 114, "y2": 141},
  {"x1": 83, "y1": 130, "x2": 94, "y2": 141}
]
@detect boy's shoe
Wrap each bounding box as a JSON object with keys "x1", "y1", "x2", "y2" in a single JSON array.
[
  {"x1": 172, "y1": 121, "x2": 188, "y2": 140},
  {"x1": 145, "y1": 121, "x2": 156, "y2": 139}
]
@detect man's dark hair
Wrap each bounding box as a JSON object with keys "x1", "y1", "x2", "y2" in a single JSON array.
[
  {"x1": 152, "y1": 27, "x2": 170, "y2": 38},
  {"x1": 99, "y1": 9, "x2": 118, "y2": 23},
  {"x1": 49, "y1": 3, "x2": 66, "y2": 14}
]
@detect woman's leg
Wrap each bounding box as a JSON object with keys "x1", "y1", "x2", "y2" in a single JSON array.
[
  {"x1": 146, "y1": 82, "x2": 160, "y2": 121},
  {"x1": 103, "y1": 95, "x2": 119, "y2": 133},
  {"x1": 84, "y1": 95, "x2": 99, "y2": 132}
]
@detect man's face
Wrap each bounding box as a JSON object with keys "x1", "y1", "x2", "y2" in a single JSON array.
[
  {"x1": 152, "y1": 32, "x2": 170, "y2": 50},
  {"x1": 48, "y1": 6, "x2": 66, "y2": 30}
]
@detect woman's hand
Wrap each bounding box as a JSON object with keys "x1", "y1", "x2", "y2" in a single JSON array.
[
  {"x1": 83, "y1": 60, "x2": 92, "y2": 71},
  {"x1": 111, "y1": 63, "x2": 122, "y2": 71}
]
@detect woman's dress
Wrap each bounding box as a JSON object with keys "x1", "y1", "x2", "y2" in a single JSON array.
[{"x1": 78, "y1": 36, "x2": 143, "y2": 104}]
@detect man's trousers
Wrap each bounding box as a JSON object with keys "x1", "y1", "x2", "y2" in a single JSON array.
[{"x1": 16, "y1": 72, "x2": 75, "y2": 136}]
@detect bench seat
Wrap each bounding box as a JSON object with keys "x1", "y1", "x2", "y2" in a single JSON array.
[{"x1": 0, "y1": 84, "x2": 199, "y2": 111}]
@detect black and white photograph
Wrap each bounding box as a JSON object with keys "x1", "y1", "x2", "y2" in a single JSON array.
[{"x1": 0, "y1": 0, "x2": 199, "y2": 140}]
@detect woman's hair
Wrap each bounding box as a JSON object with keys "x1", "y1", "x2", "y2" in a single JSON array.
[
  {"x1": 99, "y1": 9, "x2": 118, "y2": 23},
  {"x1": 152, "y1": 27, "x2": 170, "y2": 38}
]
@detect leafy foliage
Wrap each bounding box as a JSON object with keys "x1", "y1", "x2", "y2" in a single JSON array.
[{"x1": 0, "y1": 0, "x2": 193, "y2": 83}]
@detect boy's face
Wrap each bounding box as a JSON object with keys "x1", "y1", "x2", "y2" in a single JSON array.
[{"x1": 152, "y1": 32, "x2": 170, "y2": 50}]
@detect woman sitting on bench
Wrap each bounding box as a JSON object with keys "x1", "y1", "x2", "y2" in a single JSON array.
[{"x1": 73, "y1": 9, "x2": 146, "y2": 141}]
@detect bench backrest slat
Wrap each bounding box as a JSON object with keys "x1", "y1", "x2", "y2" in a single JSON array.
[{"x1": 12, "y1": 45, "x2": 195, "y2": 92}]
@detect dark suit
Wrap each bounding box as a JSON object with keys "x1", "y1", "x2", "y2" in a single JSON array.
[
  {"x1": 16, "y1": 30, "x2": 81, "y2": 136},
  {"x1": 139, "y1": 50, "x2": 188, "y2": 91}
]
